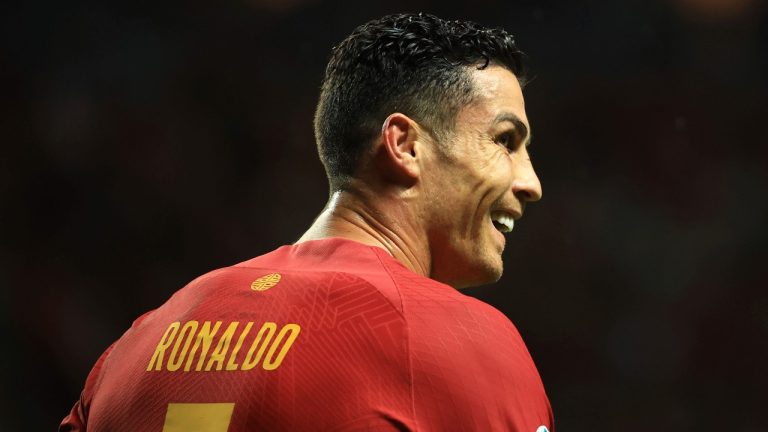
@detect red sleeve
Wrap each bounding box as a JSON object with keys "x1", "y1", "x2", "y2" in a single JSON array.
[
  {"x1": 59, "y1": 343, "x2": 115, "y2": 432},
  {"x1": 60, "y1": 310, "x2": 155, "y2": 431}
]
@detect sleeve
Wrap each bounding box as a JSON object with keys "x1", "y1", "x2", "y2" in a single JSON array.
[
  {"x1": 59, "y1": 343, "x2": 115, "y2": 432},
  {"x1": 407, "y1": 295, "x2": 554, "y2": 431},
  {"x1": 60, "y1": 310, "x2": 155, "y2": 431}
]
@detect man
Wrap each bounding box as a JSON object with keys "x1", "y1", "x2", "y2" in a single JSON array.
[{"x1": 61, "y1": 12, "x2": 552, "y2": 431}]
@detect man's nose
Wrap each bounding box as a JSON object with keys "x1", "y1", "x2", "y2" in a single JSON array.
[{"x1": 512, "y1": 160, "x2": 542, "y2": 203}]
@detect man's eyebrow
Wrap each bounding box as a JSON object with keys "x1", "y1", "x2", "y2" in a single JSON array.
[{"x1": 493, "y1": 112, "x2": 533, "y2": 147}]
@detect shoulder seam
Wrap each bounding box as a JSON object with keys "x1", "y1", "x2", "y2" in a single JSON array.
[{"x1": 371, "y1": 249, "x2": 418, "y2": 431}]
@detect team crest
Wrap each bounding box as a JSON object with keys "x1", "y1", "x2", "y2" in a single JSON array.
[{"x1": 251, "y1": 273, "x2": 281, "y2": 291}]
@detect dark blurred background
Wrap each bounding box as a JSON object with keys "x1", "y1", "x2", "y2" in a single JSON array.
[{"x1": 2, "y1": 0, "x2": 767, "y2": 430}]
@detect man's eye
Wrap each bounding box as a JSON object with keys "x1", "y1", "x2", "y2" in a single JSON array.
[{"x1": 496, "y1": 132, "x2": 515, "y2": 150}]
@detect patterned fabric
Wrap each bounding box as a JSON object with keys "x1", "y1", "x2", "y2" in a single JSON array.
[{"x1": 61, "y1": 238, "x2": 553, "y2": 431}]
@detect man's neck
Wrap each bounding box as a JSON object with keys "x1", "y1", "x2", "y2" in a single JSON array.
[{"x1": 296, "y1": 190, "x2": 430, "y2": 277}]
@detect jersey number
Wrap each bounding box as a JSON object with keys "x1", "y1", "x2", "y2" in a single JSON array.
[{"x1": 162, "y1": 403, "x2": 235, "y2": 432}]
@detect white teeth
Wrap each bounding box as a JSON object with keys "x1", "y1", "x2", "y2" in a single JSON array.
[{"x1": 491, "y1": 213, "x2": 515, "y2": 233}]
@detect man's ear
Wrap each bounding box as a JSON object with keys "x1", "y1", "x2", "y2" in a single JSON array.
[{"x1": 376, "y1": 113, "x2": 421, "y2": 186}]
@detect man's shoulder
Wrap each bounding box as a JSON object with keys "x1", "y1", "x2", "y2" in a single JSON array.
[
  {"x1": 378, "y1": 255, "x2": 510, "y2": 324},
  {"x1": 234, "y1": 239, "x2": 408, "y2": 314},
  {"x1": 135, "y1": 240, "x2": 407, "y2": 330},
  {"x1": 381, "y1": 263, "x2": 549, "y2": 430},
  {"x1": 149, "y1": 240, "x2": 507, "y2": 331}
]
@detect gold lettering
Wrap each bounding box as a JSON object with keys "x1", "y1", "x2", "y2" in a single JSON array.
[
  {"x1": 146, "y1": 322, "x2": 180, "y2": 371},
  {"x1": 241, "y1": 322, "x2": 277, "y2": 371},
  {"x1": 186, "y1": 321, "x2": 222, "y2": 372},
  {"x1": 226, "y1": 322, "x2": 253, "y2": 371},
  {"x1": 148, "y1": 320, "x2": 301, "y2": 373},
  {"x1": 263, "y1": 324, "x2": 301, "y2": 370},
  {"x1": 167, "y1": 321, "x2": 198, "y2": 371},
  {"x1": 205, "y1": 322, "x2": 239, "y2": 371}
]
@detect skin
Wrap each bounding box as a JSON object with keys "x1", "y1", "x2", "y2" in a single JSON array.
[{"x1": 298, "y1": 65, "x2": 542, "y2": 289}]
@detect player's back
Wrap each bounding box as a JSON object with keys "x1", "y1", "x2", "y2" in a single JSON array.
[{"x1": 62, "y1": 238, "x2": 553, "y2": 431}]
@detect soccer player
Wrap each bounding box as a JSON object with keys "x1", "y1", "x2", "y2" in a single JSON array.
[{"x1": 61, "y1": 12, "x2": 552, "y2": 432}]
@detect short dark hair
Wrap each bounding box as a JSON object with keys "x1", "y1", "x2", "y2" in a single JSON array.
[{"x1": 314, "y1": 12, "x2": 527, "y2": 190}]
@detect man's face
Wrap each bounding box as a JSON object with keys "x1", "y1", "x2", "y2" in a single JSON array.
[{"x1": 422, "y1": 65, "x2": 542, "y2": 288}]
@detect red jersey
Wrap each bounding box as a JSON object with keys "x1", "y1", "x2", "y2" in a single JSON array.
[{"x1": 61, "y1": 238, "x2": 553, "y2": 431}]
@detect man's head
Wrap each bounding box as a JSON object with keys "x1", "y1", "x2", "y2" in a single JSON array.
[
  {"x1": 314, "y1": 13, "x2": 527, "y2": 190},
  {"x1": 313, "y1": 13, "x2": 542, "y2": 288}
]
